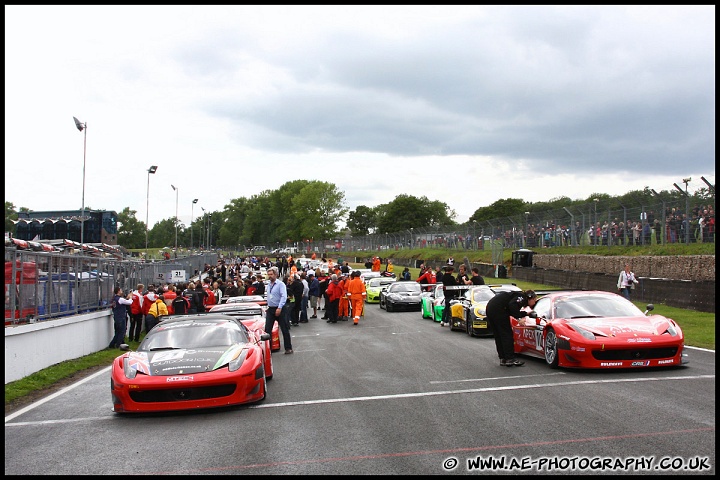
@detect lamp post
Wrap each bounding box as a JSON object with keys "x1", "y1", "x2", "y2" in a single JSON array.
[
  {"x1": 145, "y1": 165, "x2": 158, "y2": 259},
  {"x1": 673, "y1": 178, "x2": 691, "y2": 244},
  {"x1": 650, "y1": 189, "x2": 665, "y2": 245},
  {"x1": 524, "y1": 212, "x2": 530, "y2": 248},
  {"x1": 171, "y1": 185, "x2": 179, "y2": 251},
  {"x1": 200, "y1": 207, "x2": 205, "y2": 249},
  {"x1": 72, "y1": 116, "x2": 87, "y2": 246},
  {"x1": 191, "y1": 198, "x2": 198, "y2": 250},
  {"x1": 207, "y1": 213, "x2": 212, "y2": 249}
]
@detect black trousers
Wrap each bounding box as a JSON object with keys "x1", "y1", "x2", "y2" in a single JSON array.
[
  {"x1": 129, "y1": 312, "x2": 143, "y2": 341},
  {"x1": 266, "y1": 305, "x2": 292, "y2": 351},
  {"x1": 487, "y1": 308, "x2": 515, "y2": 361},
  {"x1": 328, "y1": 299, "x2": 339, "y2": 322}
]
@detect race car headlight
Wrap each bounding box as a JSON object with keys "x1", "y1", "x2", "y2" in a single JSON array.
[
  {"x1": 228, "y1": 348, "x2": 249, "y2": 372},
  {"x1": 473, "y1": 307, "x2": 486, "y2": 317},
  {"x1": 569, "y1": 323, "x2": 596, "y2": 340},
  {"x1": 123, "y1": 357, "x2": 138, "y2": 379}
]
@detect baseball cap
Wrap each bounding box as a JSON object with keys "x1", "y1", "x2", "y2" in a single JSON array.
[{"x1": 308, "y1": 271, "x2": 314, "y2": 276}]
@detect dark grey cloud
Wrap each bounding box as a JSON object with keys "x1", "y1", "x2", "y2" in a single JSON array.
[{"x1": 176, "y1": 6, "x2": 714, "y2": 179}]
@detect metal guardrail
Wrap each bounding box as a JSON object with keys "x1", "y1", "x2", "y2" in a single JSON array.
[{"x1": 4, "y1": 249, "x2": 217, "y2": 325}]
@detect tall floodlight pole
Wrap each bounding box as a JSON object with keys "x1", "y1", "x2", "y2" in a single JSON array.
[
  {"x1": 200, "y1": 207, "x2": 205, "y2": 249},
  {"x1": 171, "y1": 185, "x2": 179, "y2": 250},
  {"x1": 674, "y1": 178, "x2": 691, "y2": 244},
  {"x1": 145, "y1": 165, "x2": 158, "y2": 259},
  {"x1": 73, "y1": 117, "x2": 87, "y2": 247},
  {"x1": 191, "y1": 198, "x2": 198, "y2": 249},
  {"x1": 207, "y1": 213, "x2": 212, "y2": 249},
  {"x1": 562, "y1": 207, "x2": 575, "y2": 246}
]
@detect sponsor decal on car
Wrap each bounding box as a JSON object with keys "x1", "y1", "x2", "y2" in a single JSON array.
[
  {"x1": 570, "y1": 346, "x2": 586, "y2": 352},
  {"x1": 630, "y1": 361, "x2": 651, "y2": 367},
  {"x1": 627, "y1": 338, "x2": 652, "y2": 343},
  {"x1": 167, "y1": 375, "x2": 194, "y2": 382},
  {"x1": 127, "y1": 352, "x2": 150, "y2": 374},
  {"x1": 600, "y1": 362, "x2": 623, "y2": 367},
  {"x1": 152, "y1": 350, "x2": 186, "y2": 362},
  {"x1": 657, "y1": 359, "x2": 675, "y2": 364},
  {"x1": 161, "y1": 366, "x2": 203, "y2": 373}
]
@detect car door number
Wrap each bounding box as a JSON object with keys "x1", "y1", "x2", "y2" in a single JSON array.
[{"x1": 522, "y1": 327, "x2": 544, "y2": 351}]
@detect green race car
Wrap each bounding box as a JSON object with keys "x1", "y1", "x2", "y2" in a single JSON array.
[{"x1": 420, "y1": 283, "x2": 444, "y2": 322}]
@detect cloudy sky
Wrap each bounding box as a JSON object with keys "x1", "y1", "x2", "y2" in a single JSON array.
[{"x1": 5, "y1": 5, "x2": 715, "y2": 229}]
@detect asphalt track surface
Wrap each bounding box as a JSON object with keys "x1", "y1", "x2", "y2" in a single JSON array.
[{"x1": 5, "y1": 304, "x2": 716, "y2": 475}]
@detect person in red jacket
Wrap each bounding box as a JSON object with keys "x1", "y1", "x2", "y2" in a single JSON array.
[
  {"x1": 202, "y1": 277, "x2": 216, "y2": 311},
  {"x1": 337, "y1": 274, "x2": 350, "y2": 320},
  {"x1": 141, "y1": 285, "x2": 158, "y2": 335},
  {"x1": 416, "y1": 268, "x2": 436, "y2": 285},
  {"x1": 325, "y1": 274, "x2": 341, "y2": 323},
  {"x1": 129, "y1": 283, "x2": 145, "y2": 342},
  {"x1": 346, "y1": 270, "x2": 367, "y2": 325},
  {"x1": 163, "y1": 284, "x2": 177, "y2": 315}
]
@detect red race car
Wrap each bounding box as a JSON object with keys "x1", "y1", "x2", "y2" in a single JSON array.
[
  {"x1": 111, "y1": 314, "x2": 271, "y2": 413},
  {"x1": 512, "y1": 290, "x2": 687, "y2": 369},
  {"x1": 225, "y1": 295, "x2": 267, "y2": 306},
  {"x1": 209, "y1": 303, "x2": 279, "y2": 352}
]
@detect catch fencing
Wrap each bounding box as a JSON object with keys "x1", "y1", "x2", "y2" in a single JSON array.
[
  {"x1": 300, "y1": 198, "x2": 714, "y2": 254},
  {"x1": 4, "y1": 248, "x2": 217, "y2": 325}
]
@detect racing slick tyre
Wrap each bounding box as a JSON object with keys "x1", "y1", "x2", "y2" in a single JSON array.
[
  {"x1": 260, "y1": 373, "x2": 268, "y2": 402},
  {"x1": 266, "y1": 350, "x2": 274, "y2": 381},
  {"x1": 544, "y1": 327, "x2": 559, "y2": 369}
]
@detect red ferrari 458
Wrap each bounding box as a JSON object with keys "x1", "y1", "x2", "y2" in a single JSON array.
[
  {"x1": 111, "y1": 314, "x2": 271, "y2": 413},
  {"x1": 209, "y1": 302, "x2": 280, "y2": 352},
  {"x1": 512, "y1": 290, "x2": 687, "y2": 369}
]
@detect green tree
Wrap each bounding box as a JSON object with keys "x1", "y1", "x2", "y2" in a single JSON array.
[
  {"x1": 243, "y1": 192, "x2": 274, "y2": 248},
  {"x1": 292, "y1": 181, "x2": 347, "y2": 240},
  {"x1": 116, "y1": 207, "x2": 145, "y2": 249},
  {"x1": 218, "y1": 198, "x2": 250, "y2": 250},
  {"x1": 347, "y1": 205, "x2": 376, "y2": 236},
  {"x1": 148, "y1": 217, "x2": 177, "y2": 249},
  {"x1": 375, "y1": 194, "x2": 455, "y2": 233},
  {"x1": 5, "y1": 201, "x2": 18, "y2": 233},
  {"x1": 470, "y1": 198, "x2": 527, "y2": 223}
]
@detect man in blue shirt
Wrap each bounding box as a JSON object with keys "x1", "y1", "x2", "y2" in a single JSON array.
[
  {"x1": 109, "y1": 287, "x2": 133, "y2": 348},
  {"x1": 264, "y1": 266, "x2": 293, "y2": 354},
  {"x1": 307, "y1": 271, "x2": 320, "y2": 318}
]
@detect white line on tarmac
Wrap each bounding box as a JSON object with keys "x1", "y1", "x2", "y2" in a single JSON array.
[
  {"x1": 5, "y1": 366, "x2": 111, "y2": 423},
  {"x1": 250, "y1": 374, "x2": 715, "y2": 409},
  {"x1": 5, "y1": 373, "x2": 714, "y2": 425},
  {"x1": 430, "y1": 371, "x2": 567, "y2": 384}
]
